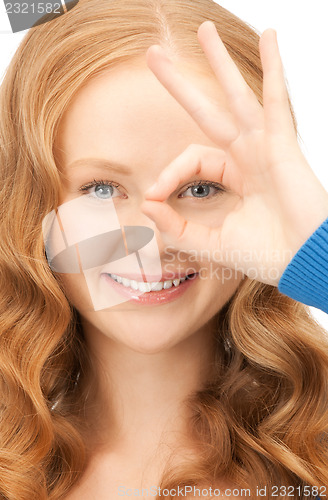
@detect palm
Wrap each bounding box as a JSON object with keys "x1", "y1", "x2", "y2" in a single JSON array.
[{"x1": 141, "y1": 22, "x2": 328, "y2": 285}]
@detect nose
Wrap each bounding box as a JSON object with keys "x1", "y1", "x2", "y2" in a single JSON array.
[
  {"x1": 117, "y1": 206, "x2": 168, "y2": 281},
  {"x1": 125, "y1": 210, "x2": 164, "y2": 281},
  {"x1": 120, "y1": 207, "x2": 168, "y2": 256}
]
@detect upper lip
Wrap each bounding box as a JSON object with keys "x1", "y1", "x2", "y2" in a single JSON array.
[{"x1": 101, "y1": 271, "x2": 198, "y2": 281}]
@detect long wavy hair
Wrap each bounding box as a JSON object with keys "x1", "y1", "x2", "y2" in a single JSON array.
[{"x1": 0, "y1": 0, "x2": 327, "y2": 498}]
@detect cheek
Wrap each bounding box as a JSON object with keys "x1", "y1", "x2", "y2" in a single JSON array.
[
  {"x1": 56, "y1": 273, "x2": 95, "y2": 311},
  {"x1": 198, "y1": 262, "x2": 243, "y2": 306}
]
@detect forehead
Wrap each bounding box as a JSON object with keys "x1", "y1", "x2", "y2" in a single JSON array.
[{"x1": 55, "y1": 59, "x2": 227, "y2": 170}]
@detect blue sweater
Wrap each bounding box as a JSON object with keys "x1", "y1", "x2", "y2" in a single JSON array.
[
  {"x1": 278, "y1": 217, "x2": 328, "y2": 313},
  {"x1": 278, "y1": 217, "x2": 328, "y2": 500}
]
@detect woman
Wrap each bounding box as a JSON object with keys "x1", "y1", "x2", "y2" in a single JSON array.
[{"x1": 0, "y1": 0, "x2": 327, "y2": 499}]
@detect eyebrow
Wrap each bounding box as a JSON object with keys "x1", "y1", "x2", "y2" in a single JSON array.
[{"x1": 66, "y1": 158, "x2": 132, "y2": 175}]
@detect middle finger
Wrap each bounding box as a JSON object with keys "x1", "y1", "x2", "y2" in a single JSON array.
[
  {"x1": 197, "y1": 21, "x2": 264, "y2": 130},
  {"x1": 146, "y1": 44, "x2": 239, "y2": 147}
]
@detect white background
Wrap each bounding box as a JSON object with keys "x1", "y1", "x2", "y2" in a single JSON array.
[{"x1": 0, "y1": 1, "x2": 327, "y2": 328}]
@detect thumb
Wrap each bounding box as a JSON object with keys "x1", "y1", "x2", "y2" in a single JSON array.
[{"x1": 141, "y1": 200, "x2": 222, "y2": 258}]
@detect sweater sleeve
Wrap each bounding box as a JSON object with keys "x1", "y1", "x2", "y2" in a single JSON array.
[{"x1": 278, "y1": 217, "x2": 328, "y2": 313}]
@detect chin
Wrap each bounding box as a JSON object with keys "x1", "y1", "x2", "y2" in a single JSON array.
[
  {"x1": 82, "y1": 307, "x2": 200, "y2": 354},
  {"x1": 119, "y1": 335, "x2": 184, "y2": 355}
]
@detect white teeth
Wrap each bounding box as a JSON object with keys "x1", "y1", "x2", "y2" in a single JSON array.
[
  {"x1": 130, "y1": 280, "x2": 139, "y2": 291},
  {"x1": 138, "y1": 282, "x2": 151, "y2": 293},
  {"x1": 151, "y1": 282, "x2": 164, "y2": 291},
  {"x1": 122, "y1": 277, "x2": 130, "y2": 287},
  {"x1": 108, "y1": 274, "x2": 190, "y2": 292}
]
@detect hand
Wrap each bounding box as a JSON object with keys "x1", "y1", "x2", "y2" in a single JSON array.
[{"x1": 141, "y1": 21, "x2": 328, "y2": 286}]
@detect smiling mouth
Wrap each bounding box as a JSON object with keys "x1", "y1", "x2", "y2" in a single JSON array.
[{"x1": 106, "y1": 272, "x2": 197, "y2": 293}]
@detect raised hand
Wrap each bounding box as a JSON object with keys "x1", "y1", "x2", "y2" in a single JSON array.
[{"x1": 141, "y1": 21, "x2": 328, "y2": 285}]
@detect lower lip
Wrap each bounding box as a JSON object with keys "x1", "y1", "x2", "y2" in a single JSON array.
[{"x1": 101, "y1": 273, "x2": 198, "y2": 306}]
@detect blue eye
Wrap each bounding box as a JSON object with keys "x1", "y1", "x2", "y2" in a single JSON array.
[
  {"x1": 189, "y1": 184, "x2": 211, "y2": 197},
  {"x1": 94, "y1": 184, "x2": 114, "y2": 199},
  {"x1": 179, "y1": 182, "x2": 224, "y2": 199},
  {"x1": 79, "y1": 180, "x2": 123, "y2": 200}
]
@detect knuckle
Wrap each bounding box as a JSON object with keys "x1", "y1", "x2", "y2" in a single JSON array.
[
  {"x1": 186, "y1": 143, "x2": 206, "y2": 158},
  {"x1": 177, "y1": 220, "x2": 188, "y2": 240},
  {"x1": 186, "y1": 143, "x2": 200, "y2": 153}
]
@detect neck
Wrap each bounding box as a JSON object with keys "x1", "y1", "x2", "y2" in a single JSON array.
[{"x1": 81, "y1": 317, "x2": 218, "y2": 456}]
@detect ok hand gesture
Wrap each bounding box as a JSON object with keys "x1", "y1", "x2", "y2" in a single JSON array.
[{"x1": 141, "y1": 22, "x2": 328, "y2": 285}]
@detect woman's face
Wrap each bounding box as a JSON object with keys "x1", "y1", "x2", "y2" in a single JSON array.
[{"x1": 54, "y1": 58, "x2": 243, "y2": 354}]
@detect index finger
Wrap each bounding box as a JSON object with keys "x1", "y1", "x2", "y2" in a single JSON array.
[
  {"x1": 146, "y1": 44, "x2": 238, "y2": 147},
  {"x1": 197, "y1": 21, "x2": 264, "y2": 130},
  {"x1": 140, "y1": 199, "x2": 223, "y2": 259}
]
